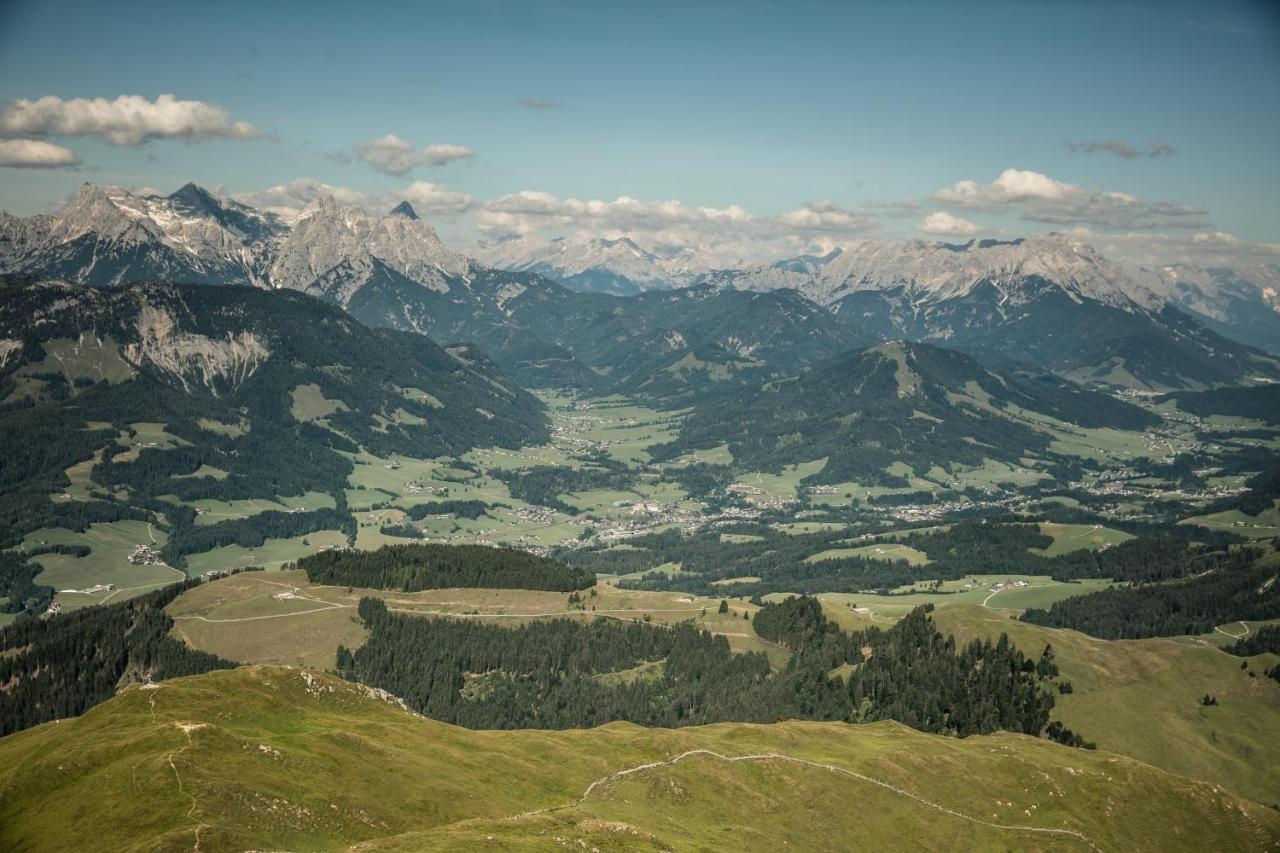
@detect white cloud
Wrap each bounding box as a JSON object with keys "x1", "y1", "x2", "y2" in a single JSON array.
[
  {"x1": 353, "y1": 134, "x2": 473, "y2": 176},
  {"x1": 398, "y1": 181, "x2": 473, "y2": 214},
  {"x1": 1066, "y1": 139, "x2": 1176, "y2": 159},
  {"x1": 0, "y1": 138, "x2": 79, "y2": 168},
  {"x1": 776, "y1": 199, "x2": 878, "y2": 232},
  {"x1": 0, "y1": 94, "x2": 262, "y2": 146},
  {"x1": 934, "y1": 168, "x2": 1206, "y2": 229},
  {"x1": 1061, "y1": 226, "x2": 1280, "y2": 268},
  {"x1": 918, "y1": 211, "x2": 979, "y2": 236},
  {"x1": 232, "y1": 177, "x2": 471, "y2": 219},
  {"x1": 474, "y1": 190, "x2": 876, "y2": 261}
]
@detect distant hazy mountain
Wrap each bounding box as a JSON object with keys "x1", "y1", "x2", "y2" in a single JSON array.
[
  {"x1": 1131, "y1": 263, "x2": 1280, "y2": 355},
  {"x1": 706, "y1": 235, "x2": 1156, "y2": 308},
  {"x1": 705, "y1": 236, "x2": 1280, "y2": 390},
  {"x1": 469, "y1": 235, "x2": 706, "y2": 294}
]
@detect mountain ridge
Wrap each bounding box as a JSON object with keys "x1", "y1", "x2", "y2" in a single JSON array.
[{"x1": 3, "y1": 183, "x2": 1276, "y2": 391}]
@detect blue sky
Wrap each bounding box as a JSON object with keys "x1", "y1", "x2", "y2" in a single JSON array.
[{"x1": 1, "y1": 0, "x2": 1277, "y2": 263}]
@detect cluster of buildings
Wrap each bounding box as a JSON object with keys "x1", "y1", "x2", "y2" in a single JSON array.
[{"x1": 127, "y1": 544, "x2": 161, "y2": 565}]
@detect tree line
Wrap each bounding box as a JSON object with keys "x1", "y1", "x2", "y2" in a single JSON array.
[
  {"x1": 1021, "y1": 548, "x2": 1275, "y2": 639},
  {"x1": 581, "y1": 520, "x2": 1228, "y2": 598},
  {"x1": 298, "y1": 542, "x2": 595, "y2": 592},
  {"x1": 335, "y1": 595, "x2": 1087, "y2": 746},
  {"x1": 0, "y1": 578, "x2": 236, "y2": 737}
]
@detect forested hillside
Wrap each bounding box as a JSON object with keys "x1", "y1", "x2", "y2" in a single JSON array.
[
  {"x1": 338, "y1": 596, "x2": 1075, "y2": 742},
  {"x1": 650, "y1": 340, "x2": 1159, "y2": 483},
  {"x1": 1021, "y1": 550, "x2": 1278, "y2": 638},
  {"x1": 0, "y1": 578, "x2": 234, "y2": 736},
  {"x1": 0, "y1": 277, "x2": 547, "y2": 575},
  {"x1": 298, "y1": 542, "x2": 595, "y2": 592}
]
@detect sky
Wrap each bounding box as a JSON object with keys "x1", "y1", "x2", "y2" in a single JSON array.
[{"x1": 1, "y1": 0, "x2": 1278, "y2": 266}]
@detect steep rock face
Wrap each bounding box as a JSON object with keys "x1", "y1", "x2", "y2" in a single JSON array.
[
  {"x1": 0, "y1": 184, "x2": 282, "y2": 287},
  {"x1": 0, "y1": 185, "x2": 468, "y2": 298},
  {"x1": 268, "y1": 197, "x2": 470, "y2": 300},
  {"x1": 124, "y1": 302, "x2": 270, "y2": 394}
]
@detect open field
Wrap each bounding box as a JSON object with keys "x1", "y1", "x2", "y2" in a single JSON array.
[
  {"x1": 1032, "y1": 522, "x2": 1135, "y2": 556},
  {"x1": 17, "y1": 520, "x2": 180, "y2": 611},
  {"x1": 181, "y1": 530, "x2": 349, "y2": 573},
  {"x1": 733, "y1": 458, "x2": 828, "y2": 505},
  {"x1": 1, "y1": 665, "x2": 1275, "y2": 852},
  {"x1": 186, "y1": 491, "x2": 335, "y2": 526},
  {"x1": 804, "y1": 543, "x2": 930, "y2": 565},
  {"x1": 1181, "y1": 501, "x2": 1280, "y2": 540},
  {"x1": 167, "y1": 570, "x2": 782, "y2": 671},
  {"x1": 800, "y1": 575, "x2": 1113, "y2": 621},
  {"x1": 933, "y1": 605, "x2": 1280, "y2": 807}
]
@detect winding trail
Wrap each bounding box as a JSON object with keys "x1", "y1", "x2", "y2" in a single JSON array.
[
  {"x1": 173, "y1": 602, "x2": 714, "y2": 625},
  {"x1": 1213, "y1": 622, "x2": 1250, "y2": 641},
  {"x1": 148, "y1": 686, "x2": 210, "y2": 852},
  {"x1": 502, "y1": 748, "x2": 1101, "y2": 852}
]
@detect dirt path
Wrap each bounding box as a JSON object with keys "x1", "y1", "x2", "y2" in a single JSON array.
[
  {"x1": 172, "y1": 603, "x2": 714, "y2": 625},
  {"x1": 173, "y1": 604, "x2": 351, "y2": 624},
  {"x1": 502, "y1": 748, "x2": 1101, "y2": 851},
  {"x1": 1213, "y1": 622, "x2": 1250, "y2": 641},
  {"x1": 983, "y1": 582, "x2": 1057, "y2": 609},
  {"x1": 99, "y1": 563, "x2": 186, "y2": 605}
]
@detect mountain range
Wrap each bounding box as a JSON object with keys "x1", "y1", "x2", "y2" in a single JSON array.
[
  {"x1": 469, "y1": 234, "x2": 704, "y2": 294},
  {"x1": 2, "y1": 183, "x2": 1277, "y2": 392}
]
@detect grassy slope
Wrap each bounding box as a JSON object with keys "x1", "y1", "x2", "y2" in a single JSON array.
[
  {"x1": 166, "y1": 571, "x2": 781, "y2": 670},
  {"x1": 932, "y1": 605, "x2": 1280, "y2": 807},
  {"x1": 1, "y1": 666, "x2": 1276, "y2": 852}
]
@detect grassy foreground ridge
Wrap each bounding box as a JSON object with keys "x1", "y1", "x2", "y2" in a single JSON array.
[{"x1": 0, "y1": 666, "x2": 1276, "y2": 852}]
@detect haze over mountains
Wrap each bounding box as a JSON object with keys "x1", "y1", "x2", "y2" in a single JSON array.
[{"x1": 1, "y1": 182, "x2": 1277, "y2": 394}]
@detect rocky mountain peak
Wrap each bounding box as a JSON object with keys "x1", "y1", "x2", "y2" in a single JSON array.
[{"x1": 387, "y1": 201, "x2": 420, "y2": 220}]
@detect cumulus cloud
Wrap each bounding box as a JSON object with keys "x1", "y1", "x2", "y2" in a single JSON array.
[
  {"x1": 469, "y1": 191, "x2": 879, "y2": 266},
  {"x1": 933, "y1": 168, "x2": 1206, "y2": 229},
  {"x1": 518, "y1": 97, "x2": 561, "y2": 110},
  {"x1": 1060, "y1": 226, "x2": 1280, "y2": 269},
  {"x1": 233, "y1": 177, "x2": 472, "y2": 219},
  {"x1": 0, "y1": 138, "x2": 80, "y2": 168},
  {"x1": 776, "y1": 199, "x2": 878, "y2": 232},
  {"x1": 476, "y1": 192, "x2": 753, "y2": 236},
  {"x1": 353, "y1": 134, "x2": 473, "y2": 176},
  {"x1": 0, "y1": 94, "x2": 262, "y2": 146},
  {"x1": 918, "y1": 211, "x2": 979, "y2": 236},
  {"x1": 1065, "y1": 139, "x2": 1176, "y2": 159}
]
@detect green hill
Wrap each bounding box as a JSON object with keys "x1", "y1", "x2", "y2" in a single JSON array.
[
  {"x1": 654, "y1": 340, "x2": 1160, "y2": 484},
  {"x1": 1, "y1": 666, "x2": 1276, "y2": 852},
  {"x1": 932, "y1": 605, "x2": 1280, "y2": 807}
]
